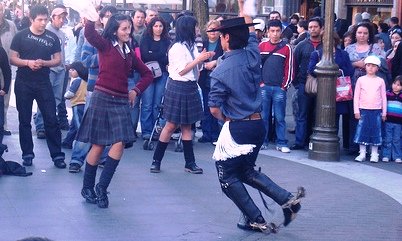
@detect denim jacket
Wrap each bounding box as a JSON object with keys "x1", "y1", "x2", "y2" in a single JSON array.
[{"x1": 209, "y1": 33, "x2": 262, "y2": 120}]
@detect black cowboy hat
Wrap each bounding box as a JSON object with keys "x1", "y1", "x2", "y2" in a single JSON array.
[{"x1": 207, "y1": 17, "x2": 257, "y2": 32}]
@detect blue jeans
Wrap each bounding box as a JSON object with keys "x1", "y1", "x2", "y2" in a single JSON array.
[
  {"x1": 15, "y1": 78, "x2": 64, "y2": 161},
  {"x1": 382, "y1": 122, "x2": 402, "y2": 160},
  {"x1": 261, "y1": 85, "x2": 288, "y2": 147},
  {"x1": 294, "y1": 84, "x2": 316, "y2": 146},
  {"x1": 140, "y1": 72, "x2": 168, "y2": 137},
  {"x1": 35, "y1": 69, "x2": 66, "y2": 131},
  {"x1": 63, "y1": 104, "x2": 85, "y2": 146},
  {"x1": 128, "y1": 73, "x2": 140, "y2": 135},
  {"x1": 215, "y1": 120, "x2": 291, "y2": 223}
]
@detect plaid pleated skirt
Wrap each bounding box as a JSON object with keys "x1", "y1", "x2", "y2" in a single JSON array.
[
  {"x1": 76, "y1": 90, "x2": 135, "y2": 145},
  {"x1": 163, "y1": 78, "x2": 203, "y2": 124}
]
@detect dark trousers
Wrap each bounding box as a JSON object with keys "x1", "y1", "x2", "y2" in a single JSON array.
[
  {"x1": 295, "y1": 84, "x2": 316, "y2": 146},
  {"x1": 0, "y1": 95, "x2": 4, "y2": 144},
  {"x1": 215, "y1": 119, "x2": 290, "y2": 223},
  {"x1": 15, "y1": 79, "x2": 64, "y2": 160},
  {"x1": 201, "y1": 87, "x2": 220, "y2": 141}
]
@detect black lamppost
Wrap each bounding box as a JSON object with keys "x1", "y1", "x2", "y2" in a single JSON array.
[{"x1": 308, "y1": 0, "x2": 340, "y2": 161}]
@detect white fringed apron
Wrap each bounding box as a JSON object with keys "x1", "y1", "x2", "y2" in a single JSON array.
[{"x1": 212, "y1": 121, "x2": 256, "y2": 161}]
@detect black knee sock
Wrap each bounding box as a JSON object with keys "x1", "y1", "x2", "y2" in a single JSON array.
[
  {"x1": 83, "y1": 162, "x2": 98, "y2": 189},
  {"x1": 98, "y1": 156, "x2": 120, "y2": 189},
  {"x1": 153, "y1": 141, "x2": 169, "y2": 161},
  {"x1": 183, "y1": 140, "x2": 195, "y2": 165}
]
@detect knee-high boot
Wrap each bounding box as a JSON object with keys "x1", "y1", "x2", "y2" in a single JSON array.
[
  {"x1": 183, "y1": 140, "x2": 203, "y2": 174},
  {"x1": 150, "y1": 141, "x2": 169, "y2": 173},
  {"x1": 96, "y1": 156, "x2": 120, "y2": 208},
  {"x1": 81, "y1": 162, "x2": 98, "y2": 203},
  {"x1": 243, "y1": 170, "x2": 291, "y2": 205}
]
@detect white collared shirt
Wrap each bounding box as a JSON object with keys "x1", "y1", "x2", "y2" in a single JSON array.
[
  {"x1": 112, "y1": 40, "x2": 131, "y2": 58},
  {"x1": 168, "y1": 42, "x2": 199, "y2": 81}
]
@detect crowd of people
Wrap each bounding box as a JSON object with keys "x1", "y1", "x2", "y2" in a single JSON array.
[
  {"x1": 0, "y1": 0, "x2": 401, "y2": 234},
  {"x1": 252, "y1": 9, "x2": 402, "y2": 165}
]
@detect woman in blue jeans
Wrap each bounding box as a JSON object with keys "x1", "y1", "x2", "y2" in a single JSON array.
[{"x1": 139, "y1": 16, "x2": 171, "y2": 140}]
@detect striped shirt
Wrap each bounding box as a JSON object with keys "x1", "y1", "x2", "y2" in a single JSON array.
[{"x1": 386, "y1": 90, "x2": 402, "y2": 124}]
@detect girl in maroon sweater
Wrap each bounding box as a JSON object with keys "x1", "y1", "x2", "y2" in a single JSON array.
[{"x1": 78, "y1": 14, "x2": 153, "y2": 208}]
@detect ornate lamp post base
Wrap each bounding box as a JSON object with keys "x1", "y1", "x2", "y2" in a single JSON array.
[
  {"x1": 309, "y1": 127, "x2": 340, "y2": 161},
  {"x1": 308, "y1": 60, "x2": 340, "y2": 161}
]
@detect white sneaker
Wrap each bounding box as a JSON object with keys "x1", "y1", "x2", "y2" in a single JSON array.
[
  {"x1": 395, "y1": 159, "x2": 402, "y2": 163},
  {"x1": 370, "y1": 154, "x2": 379, "y2": 163},
  {"x1": 354, "y1": 153, "x2": 366, "y2": 162},
  {"x1": 382, "y1": 157, "x2": 389, "y2": 162},
  {"x1": 276, "y1": 146, "x2": 291, "y2": 153}
]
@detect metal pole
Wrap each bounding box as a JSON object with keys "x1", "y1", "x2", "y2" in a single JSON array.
[{"x1": 308, "y1": 0, "x2": 340, "y2": 161}]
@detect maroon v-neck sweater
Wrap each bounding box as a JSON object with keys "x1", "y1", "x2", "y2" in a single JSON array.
[{"x1": 84, "y1": 21, "x2": 152, "y2": 97}]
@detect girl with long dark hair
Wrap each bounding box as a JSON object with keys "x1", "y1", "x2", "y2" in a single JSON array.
[
  {"x1": 149, "y1": 15, "x2": 214, "y2": 174},
  {"x1": 78, "y1": 13, "x2": 153, "y2": 208}
]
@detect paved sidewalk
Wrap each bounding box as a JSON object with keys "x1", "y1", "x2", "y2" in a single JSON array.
[{"x1": 1, "y1": 106, "x2": 402, "y2": 241}]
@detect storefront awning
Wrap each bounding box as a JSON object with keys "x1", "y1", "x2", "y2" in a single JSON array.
[
  {"x1": 344, "y1": 0, "x2": 393, "y2": 6},
  {"x1": 101, "y1": 0, "x2": 182, "y2": 4}
]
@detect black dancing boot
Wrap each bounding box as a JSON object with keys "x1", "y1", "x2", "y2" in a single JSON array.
[
  {"x1": 183, "y1": 140, "x2": 203, "y2": 174},
  {"x1": 150, "y1": 141, "x2": 168, "y2": 173},
  {"x1": 96, "y1": 156, "x2": 120, "y2": 208},
  {"x1": 81, "y1": 162, "x2": 98, "y2": 204}
]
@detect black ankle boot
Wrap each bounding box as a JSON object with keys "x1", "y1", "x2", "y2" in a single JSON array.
[
  {"x1": 95, "y1": 183, "x2": 109, "y2": 208},
  {"x1": 184, "y1": 162, "x2": 203, "y2": 174},
  {"x1": 81, "y1": 188, "x2": 97, "y2": 204},
  {"x1": 150, "y1": 160, "x2": 161, "y2": 173}
]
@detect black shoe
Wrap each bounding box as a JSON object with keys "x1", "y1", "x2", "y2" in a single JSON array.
[
  {"x1": 54, "y1": 159, "x2": 67, "y2": 169},
  {"x1": 37, "y1": 131, "x2": 46, "y2": 139},
  {"x1": 22, "y1": 157, "x2": 33, "y2": 166},
  {"x1": 61, "y1": 142, "x2": 73, "y2": 149},
  {"x1": 69, "y1": 163, "x2": 81, "y2": 173},
  {"x1": 81, "y1": 188, "x2": 97, "y2": 204},
  {"x1": 95, "y1": 183, "x2": 109, "y2": 208},
  {"x1": 290, "y1": 144, "x2": 304, "y2": 150},
  {"x1": 3, "y1": 130, "x2": 11, "y2": 136},
  {"x1": 184, "y1": 163, "x2": 203, "y2": 174},
  {"x1": 282, "y1": 186, "x2": 305, "y2": 227},
  {"x1": 198, "y1": 136, "x2": 212, "y2": 143},
  {"x1": 150, "y1": 160, "x2": 161, "y2": 173}
]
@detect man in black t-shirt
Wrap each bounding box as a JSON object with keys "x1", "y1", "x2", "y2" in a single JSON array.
[{"x1": 9, "y1": 5, "x2": 66, "y2": 169}]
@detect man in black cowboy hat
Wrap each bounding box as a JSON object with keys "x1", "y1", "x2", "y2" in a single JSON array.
[{"x1": 208, "y1": 0, "x2": 305, "y2": 233}]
